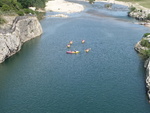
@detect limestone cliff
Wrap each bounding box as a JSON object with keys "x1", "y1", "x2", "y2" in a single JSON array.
[
  {"x1": 144, "y1": 58, "x2": 150, "y2": 100},
  {"x1": 0, "y1": 16, "x2": 43, "y2": 63},
  {"x1": 134, "y1": 34, "x2": 150, "y2": 100}
]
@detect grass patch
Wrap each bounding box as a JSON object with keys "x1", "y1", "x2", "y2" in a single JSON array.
[{"x1": 117, "y1": 0, "x2": 150, "y2": 8}]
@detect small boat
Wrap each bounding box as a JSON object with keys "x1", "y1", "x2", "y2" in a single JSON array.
[
  {"x1": 69, "y1": 41, "x2": 73, "y2": 45},
  {"x1": 66, "y1": 51, "x2": 80, "y2": 54},
  {"x1": 67, "y1": 44, "x2": 71, "y2": 48},
  {"x1": 81, "y1": 40, "x2": 85, "y2": 43},
  {"x1": 85, "y1": 48, "x2": 91, "y2": 53}
]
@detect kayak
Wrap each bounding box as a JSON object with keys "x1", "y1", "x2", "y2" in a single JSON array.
[{"x1": 66, "y1": 51, "x2": 80, "y2": 54}]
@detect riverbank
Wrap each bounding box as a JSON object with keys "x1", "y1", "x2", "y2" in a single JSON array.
[
  {"x1": 134, "y1": 33, "x2": 150, "y2": 101},
  {"x1": 45, "y1": 0, "x2": 84, "y2": 13}
]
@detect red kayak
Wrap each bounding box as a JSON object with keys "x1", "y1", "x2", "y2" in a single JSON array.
[{"x1": 66, "y1": 51, "x2": 80, "y2": 54}]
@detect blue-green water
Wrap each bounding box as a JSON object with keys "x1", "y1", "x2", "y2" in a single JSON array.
[{"x1": 1, "y1": 1, "x2": 150, "y2": 113}]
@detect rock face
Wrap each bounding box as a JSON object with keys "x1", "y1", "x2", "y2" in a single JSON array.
[
  {"x1": 128, "y1": 10, "x2": 148, "y2": 21},
  {"x1": 134, "y1": 34, "x2": 150, "y2": 100},
  {"x1": 0, "y1": 16, "x2": 43, "y2": 63},
  {"x1": 145, "y1": 58, "x2": 150, "y2": 100},
  {"x1": 128, "y1": 7, "x2": 150, "y2": 21}
]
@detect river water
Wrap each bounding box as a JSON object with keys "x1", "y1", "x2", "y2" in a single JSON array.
[{"x1": 1, "y1": 1, "x2": 150, "y2": 113}]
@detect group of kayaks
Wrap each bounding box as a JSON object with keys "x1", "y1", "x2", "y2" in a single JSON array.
[{"x1": 66, "y1": 40, "x2": 91, "y2": 54}]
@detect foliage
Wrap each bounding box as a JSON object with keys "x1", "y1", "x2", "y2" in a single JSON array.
[
  {"x1": 104, "y1": 4, "x2": 112, "y2": 8},
  {"x1": 18, "y1": 0, "x2": 47, "y2": 8},
  {"x1": 140, "y1": 39, "x2": 150, "y2": 48},
  {"x1": 0, "y1": 1, "x2": 3, "y2": 7},
  {"x1": 2, "y1": 4, "x2": 11, "y2": 11},
  {"x1": 88, "y1": 0, "x2": 95, "y2": 4},
  {"x1": 147, "y1": 14, "x2": 150, "y2": 20},
  {"x1": 0, "y1": 16, "x2": 6, "y2": 24},
  {"x1": 140, "y1": 49, "x2": 150, "y2": 58},
  {"x1": 35, "y1": 11, "x2": 45, "y2": 20},
  {"x1": 24, "y1": 9, "x2": 34, "y2": 14},
  {"x1": 143, "y1": 33, "x2": 150, "y2": 37},
  {"x1": 17, "y1": 10, "x2": 24, "y2": 16},
  {"x1": 0, "y1": 0, "x2": 47, "y2": 18},
  {"x1": 129, "y1": 6, "x2": 136, "y2": 12}
]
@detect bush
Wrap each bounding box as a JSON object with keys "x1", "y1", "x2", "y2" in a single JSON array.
[
  {"x1": 15, "y1": 2, "x2": 23, "y2": 10},
  {"x1": 35, "y1": 11, "x2": 45, "y2": 20},
  {"x1": 143, "y1": 33, "x2": 150, "y2": 37},
  {"x1": 17, "y1": 10, "x2": 24, "y2": 16},
  {"x1": 105, "y1": 4, "x2": 112, "y2": 8},
  {"x1": 147, "y1": 14, "x2": 150, "y2": 20},
  {"x1": 88, "y1": 0, "x2": 95, "y2": 4},
  {"x1": 0, "y1": 1, "x2": 3, "y2": 7},
  {"x1": 130, "y1": 6, "x2": 136, "y2": 12},
  {"x1": 0, "y1": 16, "x2": 6, "y2": 24},
  {"x1": 2, "y1": 4, "x2": 11, "y2": 11},
  {"x1": 140, "y1": 49, "x2": 150, "y2": 58},
  {"x1": 140, "y1": 39, "x2": 150, "y2": 48},
  {"x1": 24, "y1": 8, "x2": 34, "y2": 14}
]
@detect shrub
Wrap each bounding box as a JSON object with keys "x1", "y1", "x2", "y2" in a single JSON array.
[
  {"x1": 140, "y1": 39, "x2": 150, "y2": 48},
  {"x1": 143, "y1": 33, "x2": 150, "y2": 37},
  {"x1": 17, "y1": 10, "x2": 24, "y2": 16},
  {"x1": 0, "y1": 1, "x2": 3, "y2": 7},
  {"x1": 24, "y1": 8, "x2": 34, "y2": 14},
  {"x1": 130, "y1": 6, "x2": 136, "y2": 12},
  {"x1": 140, "y1": 49, "x2": 150, "y2": 58},
  {"x1": 88, "y1": 0, "x2": 95, "y2": 4},
  {"x1": 15, "y1": 2, "x2": 23, "y2": 10},
  {"x1": 105, "y1": 4, "x2": 112, "y2": 8},
  {"x1": 2, "y1": 4, "x2": 11, "y2": 11},
  {"x1": 147, "y1": 14, "x2": 150, "y2": 20},
  {"x1": 35, "y1": 11, "x2": 45, "y2": 20}
]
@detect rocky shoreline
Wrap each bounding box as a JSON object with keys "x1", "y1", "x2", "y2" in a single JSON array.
[
  {"x1": 0, "y1": 16, "x2": 42, "y2": 63},
  {"x1": 134, "y1": 34, "x2": 150, "y2": 101}
]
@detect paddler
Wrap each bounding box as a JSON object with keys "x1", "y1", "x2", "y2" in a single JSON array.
[
  {"x1": 67, "y1": 44, "x2": 71, "y2": 48},
  {"x1": 81, "y1": 40, "x2": 85, "y2": 44},
  {"x1": 69, "y1": 41, "x2": 73, "y2": 45}
]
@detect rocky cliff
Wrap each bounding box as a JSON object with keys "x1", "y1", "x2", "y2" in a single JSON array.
[
  {"x1": 134, "y1": 34, "x2": 150, "y2": 101},
  {"x1": 128, "y1": 7, "x2": 150, "y2": 26},
  {"x1": 0, "y1": 16, "x2": 43, "y2": 63},
  {"x1": 144, "y1": 58, "x2": 150, "y2": 100}
]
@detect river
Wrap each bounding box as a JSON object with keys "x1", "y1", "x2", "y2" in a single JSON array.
[{"x1": 0, "y1": 1, "x2": 150, "y2": 113}]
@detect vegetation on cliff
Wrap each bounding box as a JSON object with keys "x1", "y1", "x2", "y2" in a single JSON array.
[
  {"x1": 88, "y1": 0, "x2": 95, "y2": 4},
  {"x1": 17, "y1": 0, "x2": 47, "y2": 9},
  {"x1": 136, "y1": 33, "x2": 150, "y2": 58},
  {"x1": 0, "y1": 0, "x2": 47, "y2": 24}
]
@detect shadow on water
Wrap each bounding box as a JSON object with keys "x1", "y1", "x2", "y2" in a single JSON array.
[{"x1": 0, "y1": 36, "x2": 41, "y2": 87}]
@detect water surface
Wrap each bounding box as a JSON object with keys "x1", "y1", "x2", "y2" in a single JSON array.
[{"x1": 0, "y1": 1, "x2": 150, "y2": 113}]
